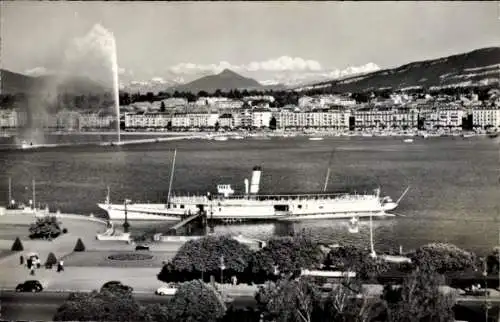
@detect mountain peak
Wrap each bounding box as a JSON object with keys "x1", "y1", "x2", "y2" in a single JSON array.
[{"x1": 218, "y1": 69, "x2": 240, "y2": 77}]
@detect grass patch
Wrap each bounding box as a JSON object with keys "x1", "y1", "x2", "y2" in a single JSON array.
[
  {"x1": 61, "y1": 251, "x2": 174, "y2": 268},
  {"x1": 0, "y1": 250, "x2": 15, "y2": 260},
  {"x1": 108, "y1": 253, "x2": 154, "y2": 261}
]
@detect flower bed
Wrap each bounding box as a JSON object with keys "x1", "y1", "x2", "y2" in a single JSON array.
[{"x1": 108, "y1": 253, "x2": 154, "y2": 261}]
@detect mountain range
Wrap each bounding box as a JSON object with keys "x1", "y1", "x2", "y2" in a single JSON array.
[
  {"x1": 2, "y1": 47, "x2": 500, "y2": 96},
  {"x1": 296, "y1": 47, "x2": 500, "y2": 93},
  {"x1": 0, "y1": 69, "x2": 110, "y2": 95}
]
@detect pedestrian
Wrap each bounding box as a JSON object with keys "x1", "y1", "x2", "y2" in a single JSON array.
[
  {"x1": 27, "y1": 258, "x2": 32, "y2": 270},
  {"x1": 36, "y1": 257, "x2": 41, "y2": 269},
  {"x1": 19, "y1": 255, "x2": 24, "y2": 265},
  {"x1": 30, "y1": 268, "x2": 35, "y2": 276},
  {"x1": 57, "y1": 262, "x2": 61, "y2": 273},
  {"x1": 59, "y1": 260, "x2": 64, "y2": 272}
]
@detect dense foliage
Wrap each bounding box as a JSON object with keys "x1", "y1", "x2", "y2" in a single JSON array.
[
  {"x1": 168, "y1": 280, "x2": 227, "y2": 322},
  {"x1": 53, "y1": 289, "x2": 149, "y2": 321},
  {"x1": 382, "y1": 269, "x2": 456, "y2": 322},
  {"x1": 11, "y1": 237, "x2": 23, "y2": 251},
  {"x1": 158, "y1": 234, "x2": 325, "y2": 284},
  {"x1": 74, "y1": 238, "x2": 86, "y2": 252},
  {"x1": 324, "y1": 245, "x2": 390, "y2": 281},
  {"x1": 45, "y1": 252, "x2": 58, "y2": 266},
  {"x1": 29, "y1": 216, "x2": 62, "y2": 239},
  {"x1": 407, "y1": 243, "x2": 476, "y2": 274}
]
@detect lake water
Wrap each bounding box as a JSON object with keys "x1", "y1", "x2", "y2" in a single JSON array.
[{"x1": 1, "y1": 134, "x2": 499, "y2": 255}]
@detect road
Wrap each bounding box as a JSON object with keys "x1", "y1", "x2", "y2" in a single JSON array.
[{"x1": 0, "y1": 291, "x2": 256, "y2": 321}]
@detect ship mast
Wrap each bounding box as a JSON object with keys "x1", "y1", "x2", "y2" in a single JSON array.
[
  {"x1": 167, "y1": 149, "x2": 177, "y2": 205},
  {"x1": 8, "y1": 177, "x2": 12, "y2": 206},
  {"x1": 323, "y1": 150, "x2": 335, "y2": 192}
]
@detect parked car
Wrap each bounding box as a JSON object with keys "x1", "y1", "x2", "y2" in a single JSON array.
[
  {"x1": 135, "y1": 244, "x2": 150, "y2": 251},
  {"x1": 100, "y1": 281, "x2": 133, "y2": 294},
  {"x1": 16, "y1": 280, "x2": 43, "y2": 292},
  {"x1": 155, "y1": 285, "x2": 177, "y2": 296}
]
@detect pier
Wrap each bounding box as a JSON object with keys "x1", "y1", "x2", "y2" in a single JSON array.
[{"x1": 166, "y1": 211, "x2": 205, "y2": 235}]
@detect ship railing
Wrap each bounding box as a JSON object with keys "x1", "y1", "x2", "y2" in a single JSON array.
[{"x1": 168, "y1": 192, "x2": 382, "y2": 203}]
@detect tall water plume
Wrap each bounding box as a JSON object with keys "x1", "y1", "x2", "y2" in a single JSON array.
[{"x1": 64, "y1": 24, "x2": 121, "y2": 143}]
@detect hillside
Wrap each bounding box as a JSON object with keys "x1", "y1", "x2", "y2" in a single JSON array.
[
  {"x1": 297, "y1": 47, "x2": 500, "y2": 93},
  {"x1": 171, "y1": 69, "x2": 265, "y2": 93},
  {"x1": 0, "y1": 69, "x2": 110, "y2": 95}
]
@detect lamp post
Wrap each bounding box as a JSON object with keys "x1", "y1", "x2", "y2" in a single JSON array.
[
  {"x1": 481, "y1": 257, "x2": 491, "y2": 322},
  {"x1": 123, "y1": 199, "x2": 131, "y2": 233},
  {"x1": 219, "y1": 255, "x2": 225, "y2": 285}
]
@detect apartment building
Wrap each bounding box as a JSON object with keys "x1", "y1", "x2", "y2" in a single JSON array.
[
  {"x1": 472, "y1": 107, "x2": 500, "y2": 129},
  {"x1": 353, "y1": 107, "x2": 418, "y2": 129},
  {"x1": 421, "y1": 106, "x2": 465, "y2": 130},
  {"x1": 251, "y1": 109, "x2": 272, "y2": 128},
  {"x1": 0, "y1": 110, "x2": 18, "y2": 128},
  {"x1": 80, "y1": 113, "x2": 115, "y2": 129},
  {"x1": 125, "y1": 112, "x2": 171, "y2": 129},
  {"x1": 275, "y1": 109, "x2": 351, "y2": 129}
]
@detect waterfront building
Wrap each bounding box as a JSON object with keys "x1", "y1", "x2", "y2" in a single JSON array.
[
  {"x1": 124, "y1": 112, "x2": 171, "y2": 129},
  {"x1": 187, "y1": 112, "x2": 219, "y2": 129},
  {"x1": 472, "y1": 107, "x2": 500, "y2": 129},
  {"x1": 218, "y1": 113, "x2": 235, "y2": 129},
  {"x1": 171, "y1": 113, "x2": 190, "y2": 129},
  {"x1": 0, "y1": 109, "x2": 18, "y2": 128},
  {"x1": 421, "y1": 106, "x2": 465, "y2": 130},
  {"x1": 79, "y1": 113, "x2": 114, "y2": 130},
  {"x1": 275, "y1": 109, "x2": 351, "y2": 130},
  {"x1": 251, "y1": 109, "x2": 272, "y2": 128}
]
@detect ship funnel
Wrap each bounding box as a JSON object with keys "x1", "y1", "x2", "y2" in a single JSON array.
[
  {"x1": 244, "y1": 178, "x2": 249, "y2": 195},
  {"x1": 250, "y1": 166, "x2": 262, "y2": 194}
]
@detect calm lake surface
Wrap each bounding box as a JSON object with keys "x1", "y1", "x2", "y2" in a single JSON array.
[{"x1": 1, "y1": 134, "x2": 499, "y2": 255}]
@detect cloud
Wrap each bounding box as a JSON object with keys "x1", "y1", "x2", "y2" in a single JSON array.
[
  {"x1": 151, "y1": 77, "x2": 167, "y2": 84},
  {"x1": 24, "y1": 67, "x2": 53, "y2": 76},
  {"x1": 168, "y1": 56, "x2": 323, "y2": 75},
  {"x1": 245, "y1": 56, "x2": 322, "y2": 72}
]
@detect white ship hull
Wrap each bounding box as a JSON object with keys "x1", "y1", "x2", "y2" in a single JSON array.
[
  {"x1": 98, "y1": 165, "x2": 407, "y2": 222},
  {"x1": 98, "y1": 195, "x2": 399, "y2": 221}
]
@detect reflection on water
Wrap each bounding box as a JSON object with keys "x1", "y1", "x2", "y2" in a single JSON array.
[{"x1": 1, "y1": 135, "x2": 499, "y2": 254}]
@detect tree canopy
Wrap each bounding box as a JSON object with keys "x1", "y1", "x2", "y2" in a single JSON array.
[
  {"x1": 53, "y1": 289, "x2": 148, "y2": 321},
  {"x1": 382, "y1": 269, "x2": 456, "y2": 322},
  {"x1": 407, "y1": 243, "x2": 476, "y2": 274},
  {"x1": 29, "y1": 216, "x2": 62, "y2": 239},
  {"x1": 323, "y1": 245, "x2": 390, "y2": 281},
  {"x1": 168, "y1": 280, "x2": 226, "y2": 322}
]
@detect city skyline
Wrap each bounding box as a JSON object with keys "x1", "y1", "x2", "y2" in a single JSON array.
[{"x1": 1, "y1": 1, "x2": 499, "y2": 86}]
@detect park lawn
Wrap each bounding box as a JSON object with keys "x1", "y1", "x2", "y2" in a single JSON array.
[
  {"x1": 0, "y1": 224, "x2": 30, "y2": 240},
  {"x1": 0, "y1": 250, "x2": 15, "y2": 260},
  {"x1": 61, "y1": 250, "x2": 177, "y2": 268}
]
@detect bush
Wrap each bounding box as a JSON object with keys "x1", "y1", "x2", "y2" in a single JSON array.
[
  {"x1": 62, "y1": 228, "x2": 68, "y2": 234},
  {"x1": 29, "y1": 216, "x2": 62, "y2": 239},
  {"x1": 74, "y1": 238, "x2": 85, "y2": 252},
  {"x1": 407, "y1": 243, "x2": 476, "y2": 274},
  {"x1": 11, "y1": 237, "x2": 24, "y2": 251},
  {"x1": 45, "y1": 252, "x2": 58, "y2": 266}
]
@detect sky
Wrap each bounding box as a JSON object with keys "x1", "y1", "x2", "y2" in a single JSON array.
[{"x1": 1, "y1": 1, "x2": 500, "y2": 86}]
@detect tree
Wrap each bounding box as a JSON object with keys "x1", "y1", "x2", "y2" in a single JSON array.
[
  {"x1": 160, "y1": 102, "x2": 166, "y2": 113},
  {"x1": 11, "y1": 237, "x2": 24, "y2": 251},
  {"x1": 100, "y1": 281, "x2": 133, "y2": 298},
  {"x1": 142, "y1": 304, "x2": 170, "y2": 322},
  {"x1": 74, "y1": 238, "x2": 86, "y2": 252},
  {"x1": 45, "y1": 252, "x2": 58, "y2": 266},
  {"x1": 53, "y1": 288, "x2": 149, "y2": 321},
  {"x1": 323, "y1": 245, "x2": 389, "y2": 281},
  {"x1": 168, "y1": 280, "x2": 226, "y2": 322},
  {"x1": 381, "y1": 269, "x2": 456, "y2": 322},
  {"x1": 29, "y1": 216, "x2": 62, "y2": 239},
  {"x1": 269, "y1": 116, "x2": 277, "y2": 130},
  {"x1": 160, "y1": 235, "x2": 253, "y2": 282},
  {"x1": 254, "y1": 235, "x2": 325, "y2": 277},
  {"x1": 256, "y1": 277, "x2": 321, "y2": 322},
  {"x1": 407, "y1": 243, "x2": 476, "y2": 274}
]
